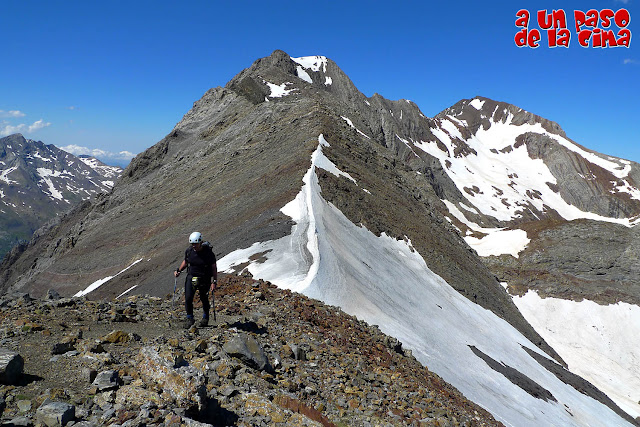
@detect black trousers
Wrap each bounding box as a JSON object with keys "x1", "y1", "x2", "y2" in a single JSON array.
[{"x1": 185, "y1": 275, "x2": 210, "y2": 318}]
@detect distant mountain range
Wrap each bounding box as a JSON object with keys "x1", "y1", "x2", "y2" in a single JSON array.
[
  {"x1": 0, "y1": 133, "x2": 122, "y2": 256},
  {"x1": 1, "y1": 51, "x2": 638, "y2": 426}
]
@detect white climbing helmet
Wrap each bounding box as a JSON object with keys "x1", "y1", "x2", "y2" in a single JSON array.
[{"x1": 189, "y1": 231, "x2": 203, "y2": 244}]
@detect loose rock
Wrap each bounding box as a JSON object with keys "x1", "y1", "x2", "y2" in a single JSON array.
[
  {"x1": 36, "y1": 401, "x2": 75, "y2": 426},
  {"x1": 0, "y1": 348, "x2": 23, "y2": 385},
  {"x1": 223, "y1": 333, "x2": 271, "y2": 372}
]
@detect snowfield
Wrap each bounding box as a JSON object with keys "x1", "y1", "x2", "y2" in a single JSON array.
[
  {"x1": 418, "y1": 99, "x2": 640, "y2": 261},
  {"x1": 513, "y1": 291, "x2": 640, "y2": 419},
  {"x1": 219, "y1": 134, "x2": 633, "y2": 427}
]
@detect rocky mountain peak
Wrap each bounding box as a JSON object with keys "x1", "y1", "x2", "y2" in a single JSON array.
[
  {"x1": 0, "y1": 134, "x2": 122, "y2": 257},
  {"x1": 423, "y1": 94, "x2": 640, "y2": 230},
  {"x1": 437, "y1": 96, "x2": 567, "y2": 138}
]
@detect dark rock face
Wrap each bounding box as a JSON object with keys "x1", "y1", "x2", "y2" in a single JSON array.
[
  {"x1": 485, "y1": 220, "x2": 640, "y2": 305},
  {"x1": 469, "y1": 345, "x2": 556, "y2": 403}
]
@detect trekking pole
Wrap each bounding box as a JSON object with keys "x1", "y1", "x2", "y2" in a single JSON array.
[
  {"x1": 211, "y1": 287, "x2": 216, "y2": 322},
  {"x1": 172, "y1": 276, "x2": 177, "y2": 309}
]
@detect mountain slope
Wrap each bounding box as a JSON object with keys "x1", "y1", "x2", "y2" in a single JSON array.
[
  {"x1": 0, "y1": 134, "x2": 122, "y2": 257},
  {"x1": 1, "y1": 51, "x2": 637, "y2": 425},
  {"x1": 414, "y1": 97, "x2": 640, "y2": 418}
]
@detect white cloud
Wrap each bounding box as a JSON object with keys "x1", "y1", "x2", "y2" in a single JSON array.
[
  {"x1": 0, "y1": 123, "x2": 26, "y2": 136},
  {"x1": 623, "y1": 58, "x2": 637, "y2": 65},
  {"x1": 28, "y1": 119, "x2": 51, "y2": 132},
  {"x1": 0, "y1": 110, "x2": 26, "y2": 118},
  {"x1": 60, "y1": 144, "x2": 136, "y2": 166},
  {"x1": 0, "y1": 118, "x2": 51, "y2": 137}
]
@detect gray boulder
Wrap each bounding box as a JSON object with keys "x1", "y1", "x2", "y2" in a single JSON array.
[
  {"x1": 0, "y1": 348, "x2": 23, "y2": 385},
  {"x1": 36, "y1": 401, "x2": 75, "y2": 426},
  {"x1": 223, "y1": 333, "x2": 271, "y2": 372},
  {"x1": 51, "y1": 339, "x2": 76, "y2": 355},
  {"x1": 45, "y1": 289, "x2": 61, "y2": 300},
  {"x1": 91, "y1": 370, "x2": 120, "y2": 391}
]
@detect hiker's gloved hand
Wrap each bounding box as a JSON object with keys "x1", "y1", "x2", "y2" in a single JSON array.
[
  {"x1": 174, "y1": 269, "x2": 181, "y2": 277},
  {"x1": 211, "y1": 280, "x2": 217, "y2": 292}
]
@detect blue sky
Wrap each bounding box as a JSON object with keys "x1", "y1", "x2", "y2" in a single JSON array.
[{"x1": 1, "y1": 0, "x2": 637, "y2": 167}]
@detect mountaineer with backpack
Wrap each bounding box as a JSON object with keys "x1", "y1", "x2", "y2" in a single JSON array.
[{"x1": 174, "y1": 232, "x2": 218, "y2": 328}]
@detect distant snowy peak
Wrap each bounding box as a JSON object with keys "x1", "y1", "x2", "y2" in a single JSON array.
[
  {"x1": 0, "y1": 134, "x2": 118, "y2": 208},
  {"x1": 1, "y1": 133, "x2": 122, "y2": 255},
  {"x1": 420, "y1": 97, "x2": 640, "y2": 230},
  {"x1": 437, "y1": 96, "x2": 566, "y2": 138},
  {"x1": 78, "y1": 155, "x2": 123, "y2": 181}
]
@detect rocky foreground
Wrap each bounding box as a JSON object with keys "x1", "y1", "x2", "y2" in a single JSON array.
[{"x1": 0, "y1": 274, "x2": 501, "y2": 426}]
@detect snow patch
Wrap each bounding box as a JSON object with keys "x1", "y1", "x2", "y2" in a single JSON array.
[
  {"x1": 313, "y1": 135, "x2": 357, "y2": 184},
  {"x1": 442, "y1": 200, "x2": 530, "y2": 257},
  {"x1": 36, "y1": 168, "x2": 65, "y2": 201},
  {"x1": 265, "y1": 81, "x2": 297, "y2": 98},
  {"x1": 513, "y1": 290, "x2": 640, "y2": 419},
  {"x1": 31, "y1": 152, "x2": 52, "y2": 162},
  {"x1": 291, "y1": 55, "x2": 328, "y2": 72},
  {"x1": 395, "y1": 135, "x2": 420, "y2": 158},
  {"x1": 0, "y1": 166, "x2": 18, "y2": 184},
  {"x1": 295, "y1": 66, "x2": 312, "y2": 84},
  {"x1": 341, "y1": 116, "x2": 371, "y2": 139},
  {"x1": 74, "y1": 259, "x2": 144, "y2": 297},
  {"x1": 466, "y1": 229, "x2": 530, "y2": 258},
  {"x1": 469, "y1": 98, "x2": 485, "y2": 110},
  {"x1": 116, "y1": 285, "x2": 138, "y2": 299}
]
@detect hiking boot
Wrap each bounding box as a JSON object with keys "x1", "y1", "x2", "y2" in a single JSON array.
[
  {"x1": 183, "y1": 318, "x2": 195, "y2": 329},
  {"x1": 198, "y1": 317, "x2": 209, "y2": 327}
]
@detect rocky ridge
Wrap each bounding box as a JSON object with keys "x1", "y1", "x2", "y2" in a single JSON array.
[{"x1": 0, "y1": 274, "x2": 500, "y2": 426}]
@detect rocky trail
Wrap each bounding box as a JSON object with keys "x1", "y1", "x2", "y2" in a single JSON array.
[{"x1": 0, "y1": 274, "x2": 500, "y2": 426}]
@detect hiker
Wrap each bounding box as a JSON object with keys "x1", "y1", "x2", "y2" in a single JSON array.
[{"x1": 174, "y1": 232, "x2": 218, "y2": 328}]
